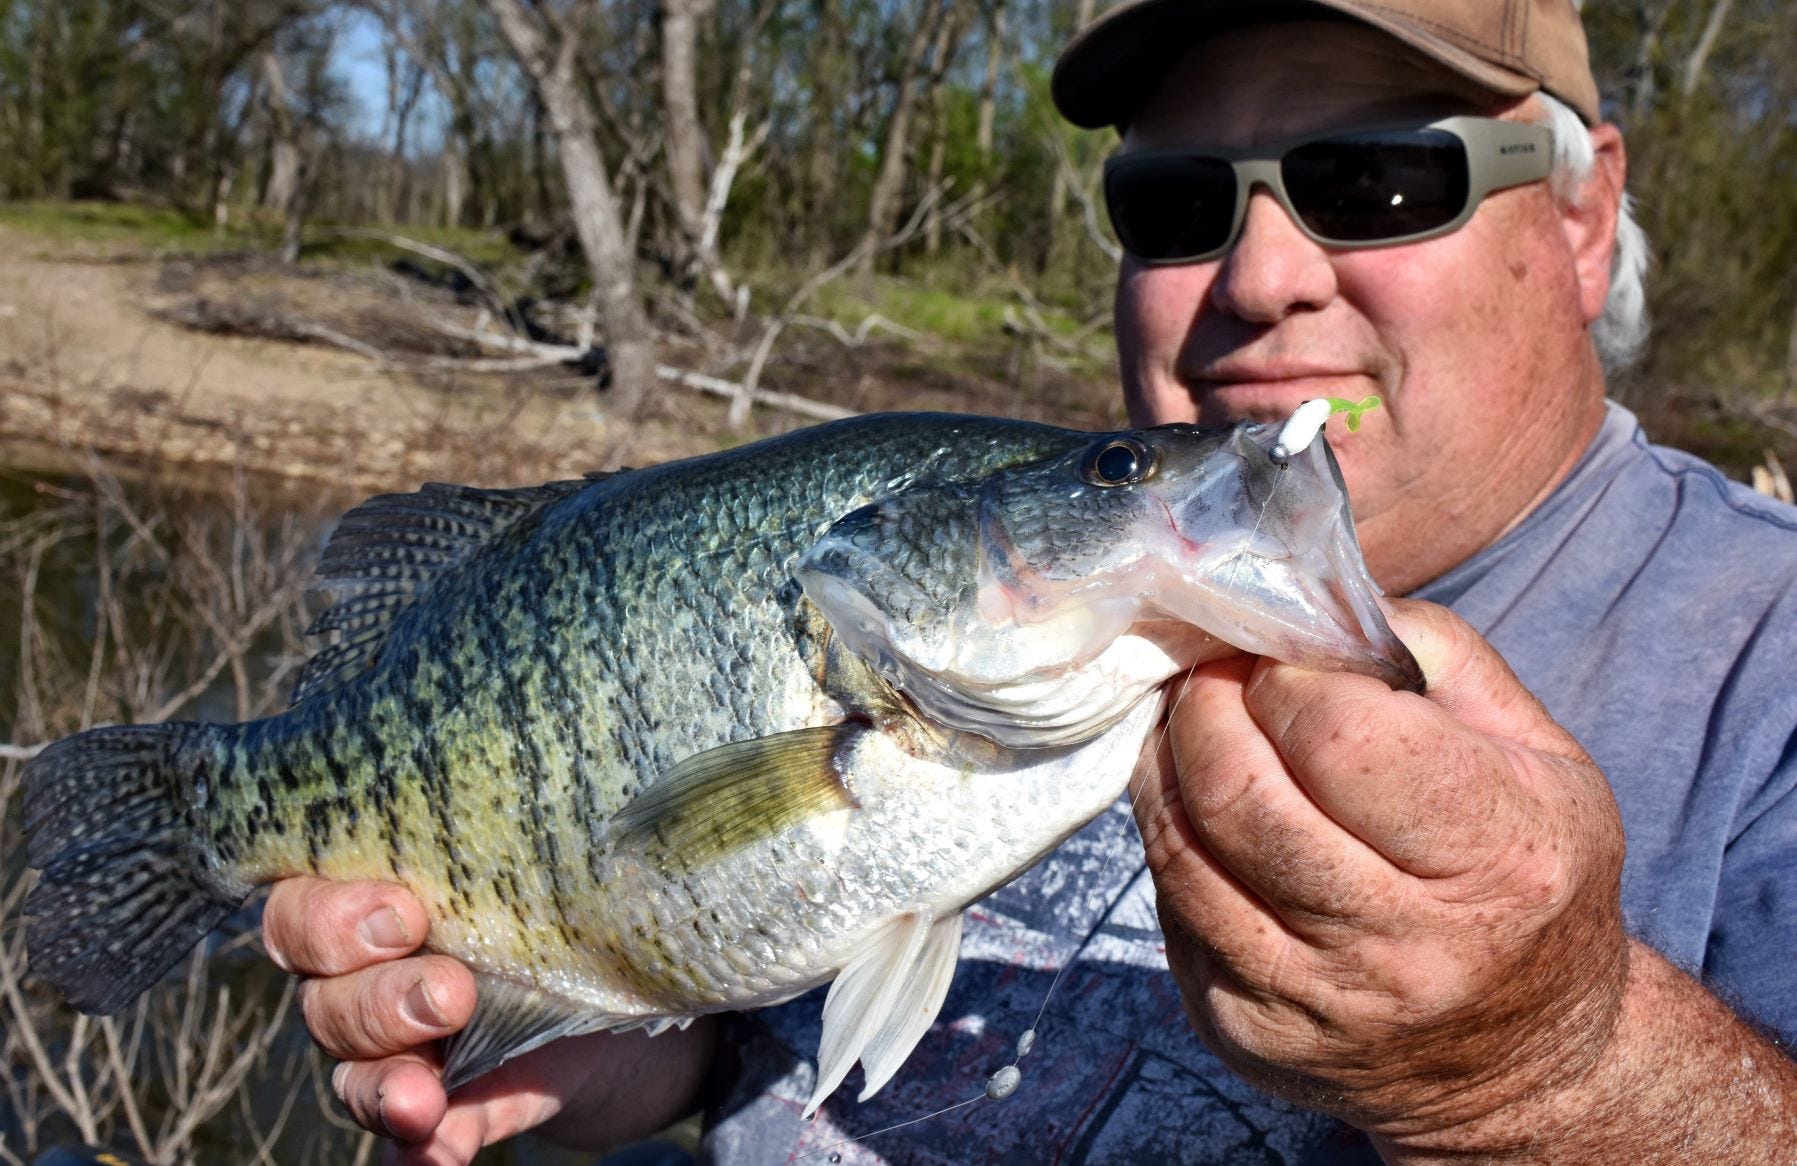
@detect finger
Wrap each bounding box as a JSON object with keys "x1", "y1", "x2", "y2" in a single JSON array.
[
  {"x1": 337, "y1": 1053, "x2": 553, "y2": 1161},
  {"x1": 393, "y1": 1066, "x2": 562, "y2": 1165},
  {"x1": 381, "y1": 1047, "x2": 581, "y2": 1166},
  {"x1": 264, "y1": 878, "x2": 430, "y2": 976},
  {"x1": 300, "y1": 954, "x2": 477, "y2": 1061},
  {"x1": 335, "y1": 1051, "x2": 449, "y2": 1144},
  {"x1": 1241, "y1": 658, "x2": 1534, "y2": 879},
  {"x1": 1132, "y1": 695, "x2": 1326, "y2": 1038},
  {"x1": 1241, "y1": 601, "x2": 1599, "y2": 880},
  {"x1": 1164, "y1": 656, "x2": 1399, "y2": 930},
  {"x1": 1382, "y1": 599, "x2": 1584, "y2": 760}
]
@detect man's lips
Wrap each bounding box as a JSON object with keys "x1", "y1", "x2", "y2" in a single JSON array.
[
  {"x1": 1192, "y1": 362, "x2": 1369, "y2": 385},
  {"x1": 1185, "y1": 372, "x2": 1375, "y2": 423}
]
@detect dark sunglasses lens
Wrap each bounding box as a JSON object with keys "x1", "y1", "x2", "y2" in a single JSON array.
[
  {"x1": 1284, "y1": 129, "x2": 1470, "y2": 242},
  {"x1": 1105, "y1": 156, "x2": 1237, "y2": 261}
]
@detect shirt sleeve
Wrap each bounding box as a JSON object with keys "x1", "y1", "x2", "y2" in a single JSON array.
[{"x1": 1703, "y1": 727, "x2": 1797, "y2": 1046}]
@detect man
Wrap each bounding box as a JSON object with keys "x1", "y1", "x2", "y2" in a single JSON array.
[{"x1": 263, "y1": 2, "x2": 1797, "y2": 1161}]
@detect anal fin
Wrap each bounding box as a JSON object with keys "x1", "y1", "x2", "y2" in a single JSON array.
[{"x1": 804, "y1": 910, "x2": 966, "y2": 1116}]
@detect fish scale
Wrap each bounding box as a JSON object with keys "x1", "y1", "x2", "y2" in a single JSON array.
[{"x1": 22, "y1": 410, "x2": 1420, "y2": 1114}]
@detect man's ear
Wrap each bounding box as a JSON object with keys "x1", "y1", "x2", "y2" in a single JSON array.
[{"x1": 1562, "y1": 123, "x2": 1628, "y2": 326}]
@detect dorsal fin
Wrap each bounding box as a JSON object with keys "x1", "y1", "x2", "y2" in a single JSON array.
[{"x1": 293, "y1": 476, "x2": 612, "y2": 705}]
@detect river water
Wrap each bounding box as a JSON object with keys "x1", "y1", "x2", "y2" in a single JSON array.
[{"x1": 0, "y1": 455, "x2": 640, "y2": 1165}]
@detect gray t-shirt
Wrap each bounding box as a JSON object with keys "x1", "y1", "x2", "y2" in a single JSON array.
[{"x1": 698, "y1": 403, "x2": 1797, "y2": 1164}]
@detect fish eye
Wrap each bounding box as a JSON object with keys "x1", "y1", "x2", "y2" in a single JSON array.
[{"x1": 1082, "y1": 439, "x2": 1155, "y2": 487}]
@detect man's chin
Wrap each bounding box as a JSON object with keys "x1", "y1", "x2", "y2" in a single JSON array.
[{"x1": 1193, "y1": 388, "x2": 1311, "y2": 429}]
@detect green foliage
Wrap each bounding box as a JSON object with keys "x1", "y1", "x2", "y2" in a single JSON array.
[
  {"x1": 813, "y1": 277, "x2": 1015, "y2": 344},
  {"x1": 0, "y1": 200, "x2": 528, "y2": 281},
  {"x1": 1583, "y1": 0, "x2": 1797, "y2": 401},
  {"x1": 0, "y1": 199, "x2": 239, "y2": 249},
  {"x1": 0, "y1": 0, "x2": 1790, "y2": 409}
]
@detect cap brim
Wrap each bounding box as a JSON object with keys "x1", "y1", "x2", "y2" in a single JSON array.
[{"x1": 1051, "y1": 0, "x2": 1543, "y2": 130}]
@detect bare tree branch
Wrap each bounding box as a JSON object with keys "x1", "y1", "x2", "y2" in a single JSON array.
[
  {"x1": 1043, "y1": 128, "x2": 1122, "y2": 264},
  {"x1": 314, "y1": 226, "x2": 519, "y2": 332},
  {"x1": 1681, "y1": 0, "x2": 1737, "y2": 102},
  {"x1": 731, "y1": 183, "x2": 963, "y2": 429}
]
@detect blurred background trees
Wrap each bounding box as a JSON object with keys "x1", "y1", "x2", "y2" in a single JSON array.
[
  {"x1": 1585, "y1": 0, "x2": 1797, "y2": 405},
  {"x1": 1, "y1": 0, "x2": 1787, "y2": 415}
]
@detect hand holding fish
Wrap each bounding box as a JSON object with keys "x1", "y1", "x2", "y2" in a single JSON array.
[
  {"x1": 262, "y1": 877, "x2": 714, "y2": 1163},
  {"x1": 1135, "y1": 599, "x2": 1634, "y2": 1157}
]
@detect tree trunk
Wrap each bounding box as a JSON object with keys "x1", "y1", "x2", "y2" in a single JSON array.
[
  {"x1": 921, "y1": 2, "x2": 966, "y2": 258},
  {"x1": 531, "y1": 96, "x2": 554, "y2": 222},
  {"x1": 486, "y1": 0, "x2": 657, "y2": 417},
  {"x1": 1680, "y1": 0, "x2": 1736, "y2": 103},
  {"x1": 1039, "y1": 0, "x2": 1094, "y2": 274},
  {"x1": 259, "y1": 51, "x2": 306, "y2": 257},
  {"x1": 923, "y1": 128, "x2": 948, "y2": 257},
  {"x1": 279, "y1": 155, "x2": 309, "y2": 265},
  {"x1": 660, "y1": 0, "x2": 714, "y2": 281},
  {"x1": 976, "y1": 0, "x2": 1006, "y2": 161},
  {"x1": 384, "y1": 58, "x2": 424, "y2": 224},
  {"x1": 1628, "y1": 0, "x2": 1677, "y2": 122},
  {"x1": 803, "y1": 0, "x2": 848, "y2": 266},
  {"x1": 441, "y1": 144, "x2": 467, "y2": 228},
  {"x1": 855, "y1": 0, "x2": 950, "y2": 277}
]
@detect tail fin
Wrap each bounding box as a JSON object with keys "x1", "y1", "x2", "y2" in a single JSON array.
[{"x1": 22, "y1": 723, "x2": 246, "y2": 1014}]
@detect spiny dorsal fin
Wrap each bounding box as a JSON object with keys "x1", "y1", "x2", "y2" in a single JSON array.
[
  {"x1": 293, "y1": 477, "x2": 603, "y2": 705},
  {"x1": 612, "y1": 724, "x2": 863, "y2": 869}
]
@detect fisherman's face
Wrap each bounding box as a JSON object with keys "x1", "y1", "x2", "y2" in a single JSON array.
[{"x1": 1112, "y1": 21, "x2": 1623, "y2": 594}]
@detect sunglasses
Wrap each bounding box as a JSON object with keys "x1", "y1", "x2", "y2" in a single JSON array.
[{"x1": 1103, "y1": 116, "x2": 1554, "y2": 265}]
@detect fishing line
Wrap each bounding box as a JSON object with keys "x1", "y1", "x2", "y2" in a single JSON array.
[
  {"x1": 993, "y1": 432, "x2": 1295, "y2": 1106},
  {"x1": 793, "y1": 1093, "x2": 986, "y2": 1162},
  {"x1": 806, "y1": 424, "x2": 1300, "y2": 1157},
  {"x1": 1222, "y1": 437, "x2": 1289, "y2": 602},
  {"x1": 809, "y1": 695, "x2": 1182, "y2": 1161}
]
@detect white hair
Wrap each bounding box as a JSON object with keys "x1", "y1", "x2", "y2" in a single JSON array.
[{"x1": 1536, "y1": 91, "x2": 1652, "y2": 371}]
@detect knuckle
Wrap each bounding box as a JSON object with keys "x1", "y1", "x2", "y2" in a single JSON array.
[
  {"x1": 300, "y1": 979, "x2": 360, "y2": 1061},
  {"x1": 355, "y1": 973, "x2": 406, "y2": 1048},
  {"x1": 268, "y1": 880, "x2": 413, "y2": 977},
  {"x1": 260, "y1": 878, "x2": 320, "y2": 973},
  {"x1": 339, "y1": 1063, "x2": 388, "y2": 1135},
  {"x1": 1189, "y1": 761, "x2": 1277, "y2": 823},
  {"x1": 414, "y1": 956, "x2": 478, "y2": 1029}
]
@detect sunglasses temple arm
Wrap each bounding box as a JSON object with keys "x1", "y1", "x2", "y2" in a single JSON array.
[{"x1": 1477, "y1": 122, "x2": 1557, "y2": 193}]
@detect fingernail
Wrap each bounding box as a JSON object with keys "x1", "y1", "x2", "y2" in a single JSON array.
[
  {"x1": 359, "y1": 906, "x2": 411, "y2": 951},
  {"x1": 331, "y1": 1061, "x2": 350, "y2": 1101},
  {"x1": 403, "y1": 976, "x2": 450, "y2": 1030}
]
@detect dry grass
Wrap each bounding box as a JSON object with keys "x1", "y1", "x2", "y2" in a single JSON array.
[{"x1": 0, "y1": 454, "x2": 378, "y2": 1165}]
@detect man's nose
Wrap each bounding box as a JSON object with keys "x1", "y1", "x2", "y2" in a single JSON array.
[{"x1": 1208, "y1": 187, "x2": 1338, "y2": 323}]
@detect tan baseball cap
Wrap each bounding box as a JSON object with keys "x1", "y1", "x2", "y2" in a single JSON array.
[{"x1": 1052, "y1": 0, "x2": 1601, "y2": 129}]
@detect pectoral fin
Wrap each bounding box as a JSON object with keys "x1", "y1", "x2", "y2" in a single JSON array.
[
  {"x1": 805, "y1": 910, "x2": 966, "y2": 1116},
  {"x1": 612, "y1": 724, "x2": 862, "y2": 867}
]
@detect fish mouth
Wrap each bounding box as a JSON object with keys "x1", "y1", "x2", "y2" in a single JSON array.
[{"x1": 1153, "y1": 427, "x2": 1423, "y2": 693}]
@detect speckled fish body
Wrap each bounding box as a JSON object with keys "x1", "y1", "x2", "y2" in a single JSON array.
[{"x1": 22, "y1": 411, "x2": 1420, "y2": 1111}]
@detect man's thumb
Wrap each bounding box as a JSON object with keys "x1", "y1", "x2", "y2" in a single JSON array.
[{"x1": 1383, "y1": 598, "x2": 1586, "y2": 760}]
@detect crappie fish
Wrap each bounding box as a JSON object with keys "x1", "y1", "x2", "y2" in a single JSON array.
[{"x1": 23, "y1": 411, "x2": 1419, "y2": 1114}]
